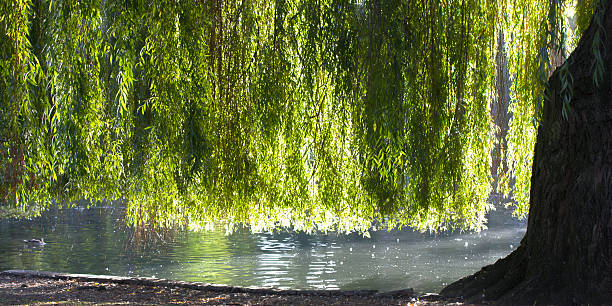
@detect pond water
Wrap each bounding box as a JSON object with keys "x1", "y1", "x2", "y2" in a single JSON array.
[{"x1": 0, "y1": 205, "x2": 525, "y2": 293}]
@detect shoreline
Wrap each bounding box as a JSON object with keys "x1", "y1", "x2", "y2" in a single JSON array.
[{"x1": 0, "y1": 270, "x2": 466, "y2": 305}]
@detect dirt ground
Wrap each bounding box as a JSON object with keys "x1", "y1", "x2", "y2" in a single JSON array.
[{"x1": 0, "y1": 271, "x2": 466, "y2": 305}]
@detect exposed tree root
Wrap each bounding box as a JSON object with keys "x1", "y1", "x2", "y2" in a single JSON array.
[{"x1": 440, "y1": 245, "x2": 526, "y2": 303}]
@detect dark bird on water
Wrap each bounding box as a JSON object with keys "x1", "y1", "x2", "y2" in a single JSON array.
[{"x1": 23, "y1": 238, "x2": 46, "y2": 245}]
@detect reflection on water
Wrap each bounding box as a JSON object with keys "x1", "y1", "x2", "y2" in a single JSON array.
[{"x1": 0, "y1": 206, "x2": 525, "y2": 293}]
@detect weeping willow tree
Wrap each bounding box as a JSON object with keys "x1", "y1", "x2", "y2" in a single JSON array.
[
  {"x1": 2, "y1": 0, "x2": 611, "y2": 303},
  {"x1": 1, "y1": 0, "x2": 500, "y2": 232}
]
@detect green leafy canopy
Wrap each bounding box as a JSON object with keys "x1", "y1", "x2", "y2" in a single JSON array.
[{"x1": 0, "y1": 0, "x2": 598, "y2": 233}]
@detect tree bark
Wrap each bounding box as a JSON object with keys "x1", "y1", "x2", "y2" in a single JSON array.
[{"x1": 441, "y1": 2, "x2": 612, "y2": 304}]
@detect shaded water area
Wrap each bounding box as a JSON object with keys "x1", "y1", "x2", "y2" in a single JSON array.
[{"x1": 0, "y1": 205, "x2": 525, "y2": 293}]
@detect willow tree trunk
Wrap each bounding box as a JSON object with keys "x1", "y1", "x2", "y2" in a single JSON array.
[{"x1": 441, "y1": 3, "x2": 612, "y2": 305}]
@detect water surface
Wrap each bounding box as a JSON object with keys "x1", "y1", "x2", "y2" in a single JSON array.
[{"x1": 0, "y1": 206, "x2": 525, "y2": 293}]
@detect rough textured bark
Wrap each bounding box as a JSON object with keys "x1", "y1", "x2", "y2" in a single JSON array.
[{"x1": 441, "y1": 3, "x2": 612, "y2": 304}]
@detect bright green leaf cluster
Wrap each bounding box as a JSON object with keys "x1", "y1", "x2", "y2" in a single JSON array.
[{"x1": 0, "y1": 0, "x2": 597, "y2": 233}]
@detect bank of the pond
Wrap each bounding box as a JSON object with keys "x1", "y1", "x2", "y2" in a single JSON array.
[{"x1": 0, "y1": 270, "x2": 466, "y2": 305}]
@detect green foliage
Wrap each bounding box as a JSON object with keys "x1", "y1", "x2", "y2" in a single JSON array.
[
  {"x1": 498, "y1": 0, "x2": 596, "y2": 217},
  {"x1": 0, "y1": 0, "x2": 598, "y2": 232}
]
